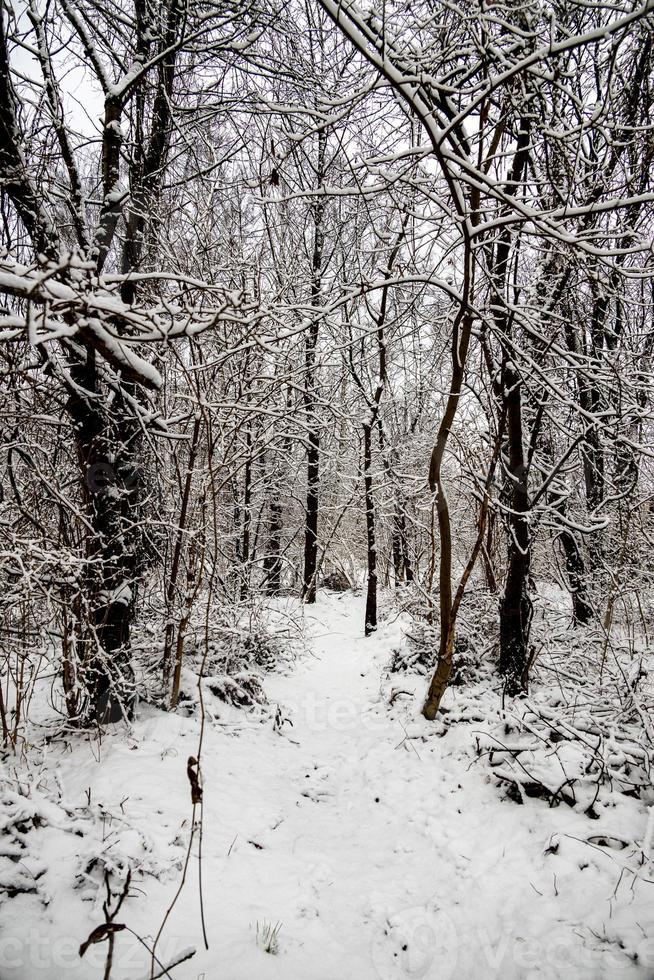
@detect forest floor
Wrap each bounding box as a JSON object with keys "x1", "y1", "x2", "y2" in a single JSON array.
[{"x1": 1, "y1": 592, "x2": 653, "y2": 979}]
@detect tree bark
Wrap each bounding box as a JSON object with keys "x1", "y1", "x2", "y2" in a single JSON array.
[
  {"x1": 264, "y1": 496, "x2": 284, "y2": 595},
  {"x1": 302, "y1": 126, "x2": 326, "y2": 604},
  {"x1": 68, "y1": 359, "x2": 138, "y2": 722},
  {"x1": 498, "y1": 364, "x2": 533, "y2": 693},
  {"x1": 558, "y1": 528, "x2": 593, "y2": 625},
  {"x1": 363, "y1": 422, "x2": 377, "y2": 634},
  {"x1": 422, "y1": 311, "x2": 475, "y2": 719},
  {"x1": 240, "y1": 429, "x2": 253, "y2": 601}
]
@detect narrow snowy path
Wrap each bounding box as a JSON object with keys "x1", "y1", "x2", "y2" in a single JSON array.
[
  {"x1": 5, "y1": 593, "x2": 650, "y2": 979},
  {"x1": 196, "y1": 592, "x2": 482, "y2": 980},
  {"x1": 185, "y1": 594, "x2": 647, "y2": 980}
]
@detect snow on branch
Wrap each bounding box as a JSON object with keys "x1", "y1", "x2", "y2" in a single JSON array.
[{"x1": 0, "y1": 255, "x2": 250, "y2": 388}]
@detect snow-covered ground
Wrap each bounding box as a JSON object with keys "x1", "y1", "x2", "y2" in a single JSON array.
[{"x1": 1, "y1": 592, "x2": 653, "y2": 979}]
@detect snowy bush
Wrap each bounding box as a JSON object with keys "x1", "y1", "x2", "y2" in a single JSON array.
[
  {"x1": 172, "y1": 603, "x2": 302, "y2": 715},
  {"x1": 389, "y1": 589, "x2": 496, "y2": 685}
]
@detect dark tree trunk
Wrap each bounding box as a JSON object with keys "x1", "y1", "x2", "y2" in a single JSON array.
[
  {"x1": 264, "y1": 496, "x2": 284, "y2": 595},
  {"x1": 499, "y1": 364, "x2": 532, "y2": 693},
  {"x1": 302, "y1": 127, "x2": 326, "y2": 604},
  {"x1": 302, "y1": 426, "x2": 320, "y2": 603},
  {"x1": 240, "y1": 430, "x2": 252, "y2": 601},
  {"x1": 69, "y1": 358, "x2": 137, "y2": 723},
  {"x1": 363, "y1": 423, "x2": 377, "y2": 634},
  {"x1": 489, "y1": 114, "x2": 534, "y2": 696},
  {"x1": 544, "y1": 435, "x2": 594, "y2": 627},
  {"x1": 558, "y1": 528, "x2": 593, "y2": 625}
]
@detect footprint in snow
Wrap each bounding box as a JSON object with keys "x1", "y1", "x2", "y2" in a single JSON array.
[
  {"x1": 299, "y1": 765, "x2": 337, "y2": 802},
  {"x1": 370, "y1": 905, "x2": 459, "y2": 980}
]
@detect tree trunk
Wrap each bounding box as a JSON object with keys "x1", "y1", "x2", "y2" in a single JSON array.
[
  {"x1": 489, "y1": 114, "x2": 534, "y2": 695},
  {"x1": 302, "y1": 427, "x2": 320, "y2": 603},
  {"x1": 240, "y1": 429, "x2": 252, "y2": 601},
  {"x1": 558, "y1": 528, "x2": 593, "y2": 625},
  {"x1": 302, "y1": 127, "x2": 326, "y2": 604},
  {"x1": 69, "y1": 360, "x2": 137, "y2": 723},
  {"x1": 422, "y1": 313, "x2": 474, "y2": 719},
  {"x1": 363, "y1": 422, "x2": 377, "y2": 634},
  {"x1": 498, "y1": 364, "x2": 532, "y2": 693},
  {"x1": 264, "y1": 496, "x2": 284, "y2": 595}
]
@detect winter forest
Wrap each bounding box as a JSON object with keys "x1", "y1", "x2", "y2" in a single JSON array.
[{"x1": 1, "y1": 0, "x2": 654, "y2": 976}]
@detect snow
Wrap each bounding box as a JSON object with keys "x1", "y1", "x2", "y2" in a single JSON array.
[
  {"x1": 1, "y1": 593, "x2": 652, "y2": 978},
  {"x1": 0, "y1": 256, "x2": 246, "y2": 375}
]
